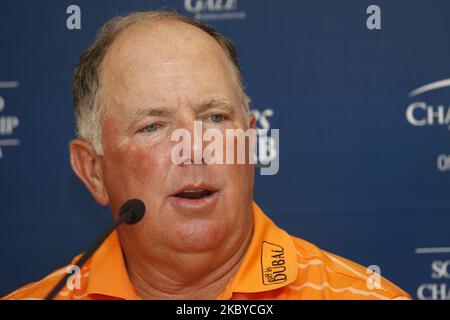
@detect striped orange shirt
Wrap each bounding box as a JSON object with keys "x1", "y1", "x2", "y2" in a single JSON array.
[{"x1": 2, "y1": 202, "x2": 411, "y2": 300}]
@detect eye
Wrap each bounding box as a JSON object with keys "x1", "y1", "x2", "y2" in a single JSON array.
[
  {"x1": 142, "y1": 123, "x2": 159, "y2": 133},
  {"x1": 210, "y1": 114, "x2": 225, "y2": 123}
]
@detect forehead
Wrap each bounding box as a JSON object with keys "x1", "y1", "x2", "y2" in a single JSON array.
[
  {"x1": 103, "y1": 20, "x2": 227, "y2": 70},
  {"x1": 99, "y1": 20, "x2": 242, "y2": 117}
]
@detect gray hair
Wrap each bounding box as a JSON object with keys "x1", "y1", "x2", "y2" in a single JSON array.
[{"x1": 72, "y1": 11, "x2": 250, "y2": 155}]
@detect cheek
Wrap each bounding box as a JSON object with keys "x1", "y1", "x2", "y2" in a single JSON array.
[
  {"x1": 232, "y1": 165, "x2": 254, "y2": 191},
  {"x1": 221, "y1": 133, "x2": 255, "y2": 165},
  {"x1": 102, "y1": 142, "x2": 171, "y2": 207},
  {"x1": 223, "y1": 135, "x2": 255, "y2": 180}
]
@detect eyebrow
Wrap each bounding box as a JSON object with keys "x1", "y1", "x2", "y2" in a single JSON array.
[
  {"x1": 196, "y1": 98, "x2": 236, "y2": 116},
  {"x1": 126, "y1": 106, "x2": 174, "y2": 128},
  {"x1": 126, "y1": 97, "x2": 237, "y2": 128}
]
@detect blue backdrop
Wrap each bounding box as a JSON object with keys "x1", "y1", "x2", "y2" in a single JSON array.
[{"x1": 1, "y1": 0, "x2": 449, "y2": 300}]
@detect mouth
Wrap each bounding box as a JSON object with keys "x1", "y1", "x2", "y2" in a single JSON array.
[
  {"x1": 173, "y1": 189, "x2": 215, "y2": 200},
  {"x1": 169, "y1": 185, "x2": 220, "y2": 212}
]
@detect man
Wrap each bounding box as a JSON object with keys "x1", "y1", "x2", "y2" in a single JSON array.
[{"x1": 3, "y1": 11, "x2": 411, "y2": 300}]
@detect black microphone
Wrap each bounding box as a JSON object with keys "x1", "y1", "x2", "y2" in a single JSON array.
[{"x1": 45, "y1": 199, "x2": 146, "y2": 300}]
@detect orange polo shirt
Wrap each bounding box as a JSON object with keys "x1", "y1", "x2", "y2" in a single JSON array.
[{"x1": 2, "y1": 202, "x2": 411, "y2": 300}]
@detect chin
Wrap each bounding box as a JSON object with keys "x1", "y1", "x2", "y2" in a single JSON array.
[{"x1": 169, "y1": 218, "x2": 229, "y2": 253}]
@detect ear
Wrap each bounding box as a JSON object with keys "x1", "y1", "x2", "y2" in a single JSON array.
[
  {"x1": 69, "y1": 139, "x2": 109, "y2": 206},
  {"x1": 248, "y1": 112, "x2": 256, "y2": 129}
]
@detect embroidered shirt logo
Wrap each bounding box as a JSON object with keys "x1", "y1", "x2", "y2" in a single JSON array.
[{"x1": 261, "y1": 241, "x2": 287, "y2": 285}]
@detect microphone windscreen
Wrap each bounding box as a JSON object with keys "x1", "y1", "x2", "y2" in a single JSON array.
[{"x1": 119, "y1": 199, "x2": 146, "y2": 225}]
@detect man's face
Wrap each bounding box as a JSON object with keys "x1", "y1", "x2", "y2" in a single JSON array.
[{"x1": 98, "y1": 21, "x2": 255, "y2": 254}]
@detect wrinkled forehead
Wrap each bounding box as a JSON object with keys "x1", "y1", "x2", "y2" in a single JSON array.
[{"x1": 98, "y1": 20, "x2": 242, "y2": 113}]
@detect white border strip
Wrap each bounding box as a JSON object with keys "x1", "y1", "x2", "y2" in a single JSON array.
[
  {"x1": 0, "y1": 81, "x2": 19, "y2": 89},
  {"x1": 0, "y1": 139, "x2": 20, "y2": 146},
  {"x1": 415, "y1": 247, "x2": 450, "y2": 254}
]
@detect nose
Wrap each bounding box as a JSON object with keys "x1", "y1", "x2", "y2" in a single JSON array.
[
  {"x1": 191, "y1": 120, "x2": 205, "y2": 165},
  {"x1": 170, "y1": 119, "x2": 208, "y2": 166}
]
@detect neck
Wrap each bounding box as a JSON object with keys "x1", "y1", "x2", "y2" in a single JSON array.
[{"x1": 122, "y1": 220, "x2": 254, "y2": 300}]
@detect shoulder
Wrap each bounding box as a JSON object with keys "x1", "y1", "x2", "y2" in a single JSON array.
[
  {"x1": 1, "y1": 253, "x2": 85, "y2": 300},
  {"x1": 1, "y1": 267, "x2": 68, "y2": 300},
  {"x1": 288, "y1": 235, "x2": 412, "y2": 300}
]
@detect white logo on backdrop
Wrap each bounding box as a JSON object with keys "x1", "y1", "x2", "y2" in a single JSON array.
[
  {"x1": 184, "y1": 0, "x2": 246, "y2": 21},
  {"x1": 252, "y1": 108, "x2": 279, "y2": 175},
  {"x1": 406, "y1": 79, "x2": 450, "y2": 129},
  {"x1": 0, "y1": 81, "x2": 20, "y2": 159},
  {"x1": 415, "y1": 247, "x2": 450, "y2": 300},
  {"x1": 405, "y1": 79, "x2": 450, "y2": 172}
]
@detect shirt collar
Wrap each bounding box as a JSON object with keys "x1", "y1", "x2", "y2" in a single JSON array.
[
  {"x1": 221, "y1": 202, "x2": 298, "y2": 297},
  {"x1": 84, "y1": 231, "x2": 138, "y2": 300}
]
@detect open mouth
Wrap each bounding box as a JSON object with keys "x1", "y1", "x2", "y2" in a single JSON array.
[
  {"x1": 169, "y1": 185, "x2": 220, "y2": 211},
  {"x1": 173, "y1": 189, "x2": 215, "y2": 200}
]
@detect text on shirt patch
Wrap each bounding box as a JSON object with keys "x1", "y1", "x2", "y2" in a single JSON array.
[{"x1": 261, "y1": 241, "x2": 287, "y2": 285}]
